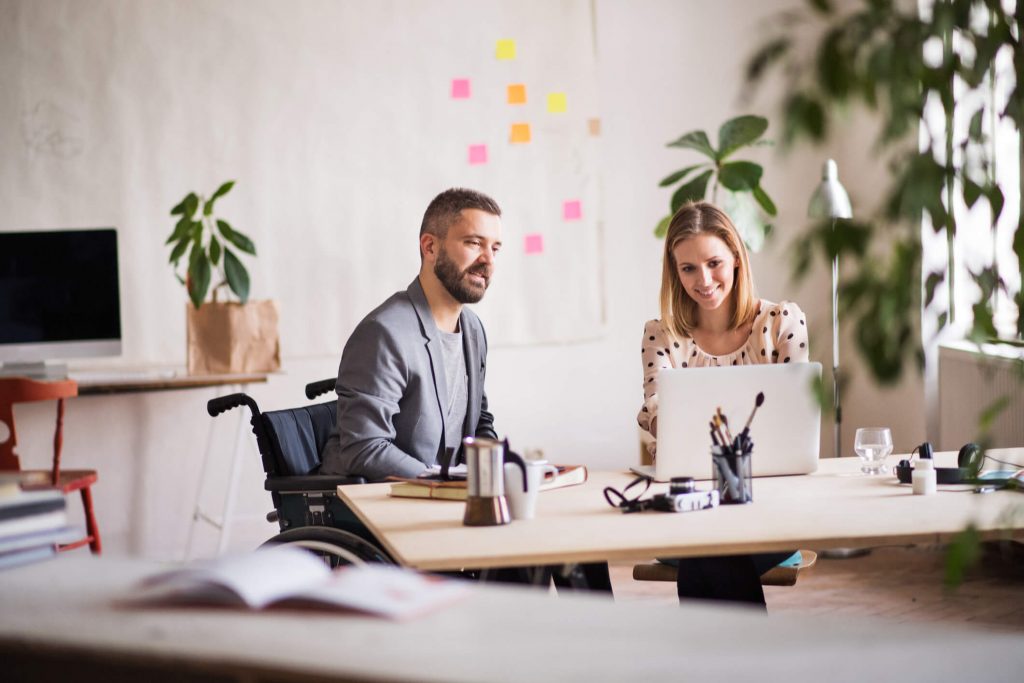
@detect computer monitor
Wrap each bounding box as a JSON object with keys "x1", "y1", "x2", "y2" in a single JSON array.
[{"x1": 0, "y1": 228, "x2": 122, "y2": 377}]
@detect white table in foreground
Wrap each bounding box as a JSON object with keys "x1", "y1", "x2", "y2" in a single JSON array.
[
  {"x1": 1, "y1": 556, "x2": 1023, "y2": 682},
  {"x1": 337, "y1": 450, "x2": 1024, "y2": 571}
]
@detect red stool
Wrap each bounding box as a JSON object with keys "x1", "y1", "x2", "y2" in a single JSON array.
[{"x1": 0, "y1": 377, "x2": 101, "y2": 554}]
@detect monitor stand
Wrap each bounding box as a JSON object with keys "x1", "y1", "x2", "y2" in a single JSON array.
[{"x1": 0, "y1": 362, "x2": 69, "y2": 380}]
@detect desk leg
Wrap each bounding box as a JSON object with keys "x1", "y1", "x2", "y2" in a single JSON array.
[
  {"x1": 183, "y1": 383, "x2": 248, "y2": 560},
  {"x1": 215, "y1": 407, "x2": 250, "y2": 555}
]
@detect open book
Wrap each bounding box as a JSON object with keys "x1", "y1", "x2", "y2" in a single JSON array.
[
  {"x1": 389, "y1": 464, "x2": 588, "y2": 501},
  {"x1": 130, "y1": 546, "x2": 471, "y2": 620}
]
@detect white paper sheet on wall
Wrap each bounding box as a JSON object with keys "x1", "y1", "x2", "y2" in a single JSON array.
[{"x1": 0, "y1": 0, "x2": 605, "y2": 361}]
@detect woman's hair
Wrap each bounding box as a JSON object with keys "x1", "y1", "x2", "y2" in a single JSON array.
[{"x1": 659, "y1": 201, "x2": 757, "y2": 338}]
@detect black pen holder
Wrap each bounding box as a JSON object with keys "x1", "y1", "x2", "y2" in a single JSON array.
[{"x1": 712, "y1": 447, "x2": 752, "y2": 504}]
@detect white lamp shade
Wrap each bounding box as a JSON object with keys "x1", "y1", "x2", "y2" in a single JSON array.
[{"x1": 808, "y1": 159, "x2": 852, "y2": 219}]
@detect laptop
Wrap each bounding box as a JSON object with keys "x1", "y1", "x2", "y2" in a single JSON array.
[{"x1": 632, "y1": 363, "x2": 822, "y2": 482}]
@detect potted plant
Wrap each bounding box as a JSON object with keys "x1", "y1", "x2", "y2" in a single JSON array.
[
  {"x1": 655, "y1": 114, "x2": 778, "y2": 253},
  {"x1": 167, "y1": 181, "x2": 280, "y2": 375}
]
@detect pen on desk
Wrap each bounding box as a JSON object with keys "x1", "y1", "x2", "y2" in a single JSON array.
[{"x1": 717, "y1": 408, "x2": 735, "y2": 445}]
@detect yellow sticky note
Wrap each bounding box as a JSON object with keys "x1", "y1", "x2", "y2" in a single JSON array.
[
  {"x1": 507, "y1": 84, "x2": 527, "y2": 104},
  {"x1": 496, "y1": 39, "x2": 516, "y2": 60},
  {"x1": 547, "y1": 92, "x2": 567, "y2": 113},
  {"x1": 510, "y1": 123, "x2": 531, "y2": 144}
]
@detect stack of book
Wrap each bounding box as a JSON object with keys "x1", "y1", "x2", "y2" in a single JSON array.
[
  {"x1": 388, "y1": 464, "x2": 588, "y2": 501},
  {"x1": 0, "y1": 480, "x2": 79, "y2": 570}
]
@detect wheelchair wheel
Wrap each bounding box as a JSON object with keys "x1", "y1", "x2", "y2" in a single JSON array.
[{"x1": 261, "y1": 526, "x2": 394, "y2": 568}]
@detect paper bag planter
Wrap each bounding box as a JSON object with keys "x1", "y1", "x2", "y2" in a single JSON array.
[{"x1": 186, "y1": 300, "x2": 280, "y2": 375}]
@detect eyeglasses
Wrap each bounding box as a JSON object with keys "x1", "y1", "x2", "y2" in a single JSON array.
[{"x1": 603, "y1": 476, "x2": 652, "y2": 513}]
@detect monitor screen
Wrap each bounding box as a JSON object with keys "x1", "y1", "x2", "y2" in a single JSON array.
[{"x1": 0, "y1": 228, "x2": 122, "y2": 365}]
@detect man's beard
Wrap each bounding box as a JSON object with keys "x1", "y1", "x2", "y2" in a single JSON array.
[{"x1": 434, "y1": 247, "x2": 490, "y2": 304}]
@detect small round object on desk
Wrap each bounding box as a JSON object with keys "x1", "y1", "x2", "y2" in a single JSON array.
[{"x1": 669, "y1": 477, "x2": 696, "y2": 495}]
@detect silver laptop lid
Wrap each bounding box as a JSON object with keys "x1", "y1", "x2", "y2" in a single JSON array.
[{"x1": 655, "y1": 362, "x2": 822, "y2": 480}]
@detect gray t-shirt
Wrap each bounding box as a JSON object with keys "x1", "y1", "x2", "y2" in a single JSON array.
[{"x1": 438, "y1": 328, "x2": 468, "y2": 455}]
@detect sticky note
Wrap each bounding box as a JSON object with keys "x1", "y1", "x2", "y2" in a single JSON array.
[
  {"x1": 563, "y1": 200, "x2": 582, "y2": 221},
  {"x1": 510, "y1": 123, "x2": 531, "y2": 144},
  {"x1": 547, "y1": 92, "x2": 567, "y2": 113},
  {"x1": 507, "y1": 84, "x2": 527, "y2": 104},
  {"x1": 496, "y1": 39, "x2": 516, "y2": 60},
  {"x1": 524, "y1": 234, "x2": 544, "y2": 254},
  {"x1": 588, "y1": 118, "x2": 601, "y2": 136},
  {"x1": 468, "y1": 144, "x2": 488, "y2": 165},
  {"x1": 451, "y1": 79, "x2": 470, "y2": 99}
]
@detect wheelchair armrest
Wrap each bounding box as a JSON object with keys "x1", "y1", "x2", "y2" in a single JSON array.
[{"x1": 265, "y1": 474, "x2": 367, "y2": 492}]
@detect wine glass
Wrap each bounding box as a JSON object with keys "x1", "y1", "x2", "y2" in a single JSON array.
[{"x1": 854, "y1": 427, "x2": 893, "y2": 475}]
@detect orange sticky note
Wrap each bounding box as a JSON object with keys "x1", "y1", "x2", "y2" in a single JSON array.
[
  {"x1": 524, "y1": 234, "x2": 544, "y2": 254},
  {"x1": 547, "y1": 92, "x2": 567, "y2": 113},
  {"x1": 588, "y1": 118, "x2": 601, "y2": 136},
  {"x1": 510, "y1": 123, "x2": 531, "y2": 144},
  {"x1": 507, "y1": 84, "x2": 527, "y2": 104},
  {"x1": 496, "y1": 39, "x2": 516, "y2": 60}
]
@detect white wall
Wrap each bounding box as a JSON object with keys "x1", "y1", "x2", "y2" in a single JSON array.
[{"x1": 5, "y1": 0, "x2": 927, "y2": 559}]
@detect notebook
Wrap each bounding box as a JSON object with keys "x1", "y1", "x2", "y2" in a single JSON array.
[{"x1": 632, "y1": 362, "x2": 822, "y2": 482}]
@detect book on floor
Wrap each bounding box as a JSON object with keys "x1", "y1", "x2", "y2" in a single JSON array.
[
  {"x1": 128, "y1": 545, "x2": 471, "y2": 619},
  {"x1": 0, "y1": 489, "x2": 68, "y2": 539},
  {"x1": 389, "y1": 464, "x2": 588, "y2": 501}
]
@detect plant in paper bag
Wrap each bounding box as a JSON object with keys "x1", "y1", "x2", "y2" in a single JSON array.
[{"x1": 166, "y1": 180, "x2": 256, "y2": 308}]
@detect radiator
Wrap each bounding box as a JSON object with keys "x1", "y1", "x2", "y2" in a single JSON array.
[{"x1": 938, "y1": 342, "x2": 1024, "y2": 449}]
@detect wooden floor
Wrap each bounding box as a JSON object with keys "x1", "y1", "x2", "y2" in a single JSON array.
[{"x1": 609, "y1": 543, "x2": 1024, "y2": 633}]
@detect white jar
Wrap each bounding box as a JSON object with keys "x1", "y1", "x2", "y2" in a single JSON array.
[{"x1": 912, "y1": 457, "x2": 937, "y2": 495}]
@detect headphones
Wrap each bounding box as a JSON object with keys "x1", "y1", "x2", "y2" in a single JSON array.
[{"x1": 894, "y1": 442, "x2": 983, "y2": 485}]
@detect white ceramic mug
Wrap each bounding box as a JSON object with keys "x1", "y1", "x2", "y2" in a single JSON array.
[{"x1": 503, "y1": 460, "x2": 558, "y2": 520}]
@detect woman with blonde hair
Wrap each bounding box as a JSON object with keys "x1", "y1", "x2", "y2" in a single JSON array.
[{"x1": 637, "y1": 201, "x2": 808, "y2": 607}]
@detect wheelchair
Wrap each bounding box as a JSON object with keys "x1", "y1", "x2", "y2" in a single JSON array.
[
  {"x1": 206, "y1": 378, "x2": 392, "y2": 567},
  {"x1": 207, "y1": 378, "x2": 609, "y2": 589}
]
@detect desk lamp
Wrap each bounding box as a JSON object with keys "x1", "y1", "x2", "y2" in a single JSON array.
[{"x1": 808, "y1": 159, "x2": 852, "y2": 459}]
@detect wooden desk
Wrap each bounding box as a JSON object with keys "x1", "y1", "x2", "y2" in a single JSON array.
[
  {"x1": 74, "y1": 370, "x2": 268, "y2": 395},
  {"x1": 1, "y1": 556, "x2": 1022, "y2": 682},
  {"x1": 337, "y1": 450, "x2": 1024, "y2": 571}
]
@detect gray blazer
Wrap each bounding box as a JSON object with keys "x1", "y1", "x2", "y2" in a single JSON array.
[{"x1": 320, "y1": 278, "x2": 497, "y2": 481}]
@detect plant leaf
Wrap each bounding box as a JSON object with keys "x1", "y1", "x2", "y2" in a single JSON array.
[
  {"x1": 170, "y1": 196, "x2": 188, "y2": 216},
  {"x1": 187, "y1": 242, "x2": 211, "y2": 309},
  {"x1": 944, "y1": 525, "x2": 981, "y2": 589},
  {"x1": 717, "y1": 115, "x2": 769, "y2": 159},
  {"x1": 209, "y1": 235, "x2": 222, "y2": 266},
  {"x1": 183, "y1": 193, "x2": 199, "y2": 219},
  {"x1": 223, "y1": 248, "x2": 251, "y2": 303},
  {"x1": 654, "y1": 215, "x2": 671, "y2": 238},
  {"x1": 924, "y1": 271, "x2": 945, "y2": 306},
  {"x1": 666, "y1": 130, "x2": 716, "y2": 159},
  {"x1": 719, "y1": 161, "x2": 764, "y2": 192},
  {"x1": 217, "y1": 219, "x2": 256, "y2": 255},
  {"x1": 671, "y1": 170, "x2": 714, "y2": 212},
  {"x1": 752, "y1": 184, "x2": 777, "y2": 216},
  {"x1": 165, "y1": 215, "x2": 191, "y2": 245},
  {"x1": 168, "y1": 234, "x2": 191, "y2": 265},
  {"x1": 658, "y1": 164, "x2": 707, "y2": 187},
  {"x1": 205, "y1": 180, "x2": 235, "y2": 216}
]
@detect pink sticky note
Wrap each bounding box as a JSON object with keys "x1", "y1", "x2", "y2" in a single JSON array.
[
  {"x1": 563, "y1": 200, "x2": 582, "y2": 220},
  {"x1": 524, "y1": 233, "x2": 544, "y2": 254},
  {"x1": 451, "y1": 79, "x2": 470, "y2": 99},
  {"x1": 468, "y1": 144, "x2": 488, "y2": 165}
]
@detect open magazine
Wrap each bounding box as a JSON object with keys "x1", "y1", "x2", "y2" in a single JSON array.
[{"x1": 129, "y1": 546, "x2": 471, "y2": 620}]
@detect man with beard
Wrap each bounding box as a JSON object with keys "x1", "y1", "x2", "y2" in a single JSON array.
[
  {"x1": 320, "y1": 188, "x2": 613, "y2": 593},
  {"x1": 320, "y1": 188, "x2": 501, "y2": 480}
]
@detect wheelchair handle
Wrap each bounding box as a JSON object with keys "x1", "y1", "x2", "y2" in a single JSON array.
[
  {"x1": 305, "y1": 378, "x2": 336, "y2": 400},
  {"x1": 207, "y1": 393, "x2": 259, "y2": 417}
]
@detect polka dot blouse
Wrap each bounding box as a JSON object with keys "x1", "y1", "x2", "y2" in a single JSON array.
[{"x1": 637, "y1": 300, "x2": 809, "y2": 456}]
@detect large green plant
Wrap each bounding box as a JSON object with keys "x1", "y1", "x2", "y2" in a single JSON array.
[
  {"x1": 166, "y1": 180, "x2": 257, "y2": 309},
  {"x1": 655, "y1": 114, "x2": 778, "y2": 252},
  {"x1": 747, "y1": 0, "x2": 1023, "y2": 385},
  {"x1": 746, "y1": 0, "x2": 1024, "y2": 585}
]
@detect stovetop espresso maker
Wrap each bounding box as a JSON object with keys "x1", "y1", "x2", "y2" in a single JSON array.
[{"x1": 462, "y1": 437, "x2": 527, "y2": 526}]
